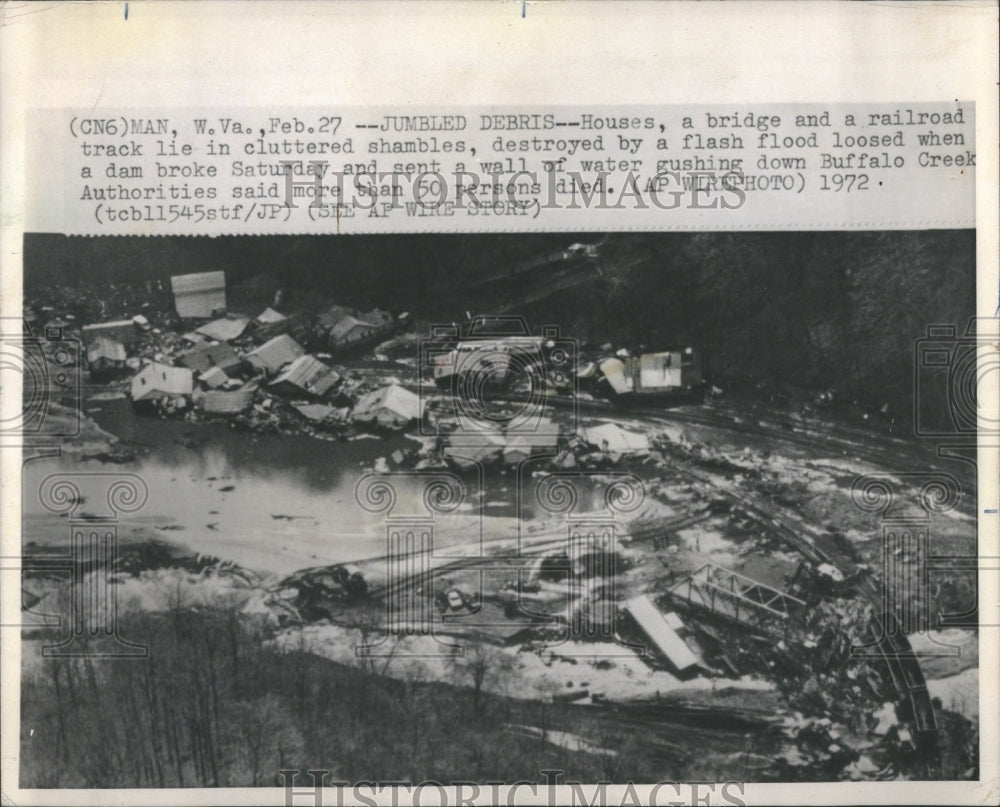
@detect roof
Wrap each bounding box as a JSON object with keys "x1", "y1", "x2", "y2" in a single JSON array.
[
  {"x1": 245, "y1": 334, "x2": 305, "y2": 373},
  {"x1": 583, "y1": 422, "x2": 650, "y2": 452},
  {"x1": 269, "y1": 355, "x2": 341, "y2": 397},
  {"x1": 131, "y1": 362, "x2": 193, "y2": 401},
  {"x1": 198, "y1": 366, "x2": 229, "y2": 389},
  {"x1": 663, "y1": 611, "x2": 685, "y2": 632},
  {"x1": 361, "y1": 308, "x2": 393, "y2": 327},
  {"x1": 195, "y1": 316, "x2": 250, "y2": 342},
  {"x1": 625, "y1": 595, "x2": 699, "y2": 673},
  {"x1": 502, "y1": 440, "x2": 534, "y2": 463},
  {"x1": 316, "y1": 305, "x2": 354, "y2": 331},
  {"x1": 256, "y1": 307, "x2": 286, "y2": 324},
  {"x1": 517, "y1": 417, "x2": 559, "y2": 442},
  {"x1": 352, "y1": 384, "x2": 422, "y2": 423},
  {"x1": 293, "y1": 403, "x2": 336, "y2": 421},
  {"x1": 81, "y1": 320, "x2": 136, "y2": 346},
  {"x1": 178, "y1": 341, "x2": 241, "y2": 373},
  {"x1": 330, "y1": 315, "x2": 378, "y2": 341},
  {"x1": 82, "y1": 319, "x2": 134, "y2": 333},
  {"x1": 505, "y1": 431, "x2": 558, "y2": 451},
  {"x1": 87, "y1": 336, "x2": 126, "y2": 363},
  {"x1": 444, "y1": 430, "x2": 505, "y2": 463},
  {"x1": 446, "y1": 431, "x2": 506, "y2": 448},
  {"x1": 170, "y1": 271, "x2": 226, "y2": 294}
]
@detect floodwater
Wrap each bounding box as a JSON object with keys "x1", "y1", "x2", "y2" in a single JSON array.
[{"x1": 22, "y1": 398, "x2": 603, "y2": 577}]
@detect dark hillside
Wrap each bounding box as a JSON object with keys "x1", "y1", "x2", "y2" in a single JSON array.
[{"x1": 24, "y1": 230, "x2": 974, "y2": 418}]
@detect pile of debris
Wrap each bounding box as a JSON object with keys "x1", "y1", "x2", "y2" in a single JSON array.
[
  {"x1": 46, "y1": 270, "x2": 430, "y2": 439},
  {"x1": 270, "y1": 564, "x2": 369, "y2": 624}
]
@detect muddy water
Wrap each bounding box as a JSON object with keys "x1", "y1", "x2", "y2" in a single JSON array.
[{"x1": 22, "y1": 398, "x2": 597, "y2": 577}]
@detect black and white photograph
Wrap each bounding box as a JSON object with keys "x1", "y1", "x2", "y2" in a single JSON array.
[
  {"x1": 2, "y1": 3, "x2": 996, "y2": 806},
  {"x1": 15, "y1": 230, "x2": 980, "y2": 787}
]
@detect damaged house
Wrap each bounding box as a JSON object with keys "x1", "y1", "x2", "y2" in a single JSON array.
[
  {"x1": 131, "y1": 362, "x2": 194, "y2": 403},
  {"x1": 244, "y1": 334, "x2": 305, "y2": 375},
  {"x1": 86, "y1": 336, "x2": 127, "y2": 380},
  {"x1": 194, "y1": 382, "x2": 259, "y2": 414},
  {"x1": 170, "y1": 271, "x2": 226, "y2": 319},
  {"x1": 352, "y1": 384, "x2": 422, "y2": 429},
  {"x1": 81, "y1": 320, "x2": 138, "y2": 350},
  {"x1": 269, "y1": 355, "x2": 341, "y2": 399},
  {"x1": 178, "y1": 341, "x2": 243, "y2": 376},
  {"x1": 316, "y1": 305, "x2": 394, "y2": 350}
]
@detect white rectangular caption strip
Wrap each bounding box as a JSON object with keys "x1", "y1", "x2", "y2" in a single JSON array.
[{"x1": 28, "y1": 103, "x2": 974, "y2": 234}]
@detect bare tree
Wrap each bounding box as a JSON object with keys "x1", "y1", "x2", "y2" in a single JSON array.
[{"x1": 446, "y1": 641, "x2": 517, "y2": 714}]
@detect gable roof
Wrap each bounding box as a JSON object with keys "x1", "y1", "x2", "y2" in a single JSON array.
[
  {"x1": 87, "y1": 336, "x2": 127, "y2": 364},
  {"x1": 131, "y1": 362, "x2": 193, "y2": 401},
  {"x1": 255, "y1": 307, "x2": 286, "y2": 324},
  {"x1": 269, "y1": 355, "x2": 341, "y2": 397},
  {"x1": 330, "y1": 315, "x2": 378, "y2": 341},
  {"x1": 352, "y1": 384, "x2": 422, "y2": 422},
  {"x1": 316, "y1": 305, "x2": 354, "y2": 332},
  {"x1": 244, "y1": 334, "x2": 305, "y2": 373}
]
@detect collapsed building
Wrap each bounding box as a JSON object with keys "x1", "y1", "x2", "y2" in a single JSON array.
[
  {"x1": 352, "y1": 384, "x2": 423, "y2": 429},
  {"x1": 269, "y1": 355, "x2": 341, "y2": 399},
  {"x1": 244, "y1": 334, "x2": 306, "y2": 376},
  {"x1": 315, "y1": 305, "x2": 394, "y2": 351},
  {"x1": 177, "y1": 341, "x2": 243, "y2": 376},
  {"x1": 86, "y1": 336, "x2": 127, "y2": 380}
]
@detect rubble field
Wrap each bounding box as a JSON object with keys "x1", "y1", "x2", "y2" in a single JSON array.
[{"x1": 19, "y1": 276, "x2": 978, "y2": 782}]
